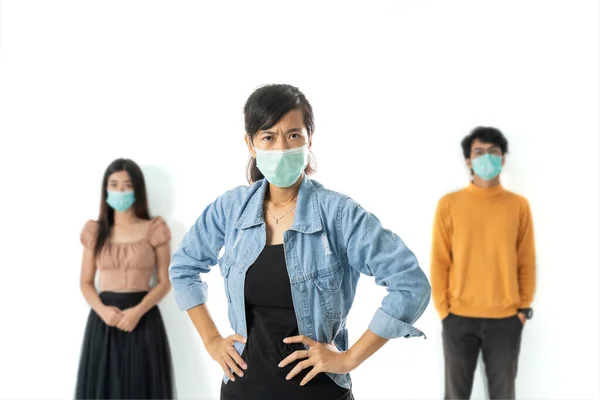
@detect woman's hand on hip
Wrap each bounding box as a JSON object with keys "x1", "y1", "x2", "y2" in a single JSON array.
[
  {"x1": 205, "y1": 334, "x2": 247, "y2": 381},
  {"x1": 279, "y1": 335, "x2": 354, "y2": 386}
]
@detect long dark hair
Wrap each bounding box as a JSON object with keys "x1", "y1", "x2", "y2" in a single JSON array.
[
  {"x1": 94, "y1": 158, "x2": 151, "y2": 256},
  {"x1": 244, "y1": 84, "x2": 317, "y2": 184}
]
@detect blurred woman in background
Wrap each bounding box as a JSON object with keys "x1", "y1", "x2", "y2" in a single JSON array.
[{"x1": 75, "y1": 158, "x2": 174, "y2": 399}]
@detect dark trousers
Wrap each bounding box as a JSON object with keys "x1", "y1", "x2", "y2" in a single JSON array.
[{"x1": 442, "y1": 313, "x2": 523, "y2": 400}]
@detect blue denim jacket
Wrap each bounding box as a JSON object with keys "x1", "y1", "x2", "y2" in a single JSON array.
[{"x1": 169, "y1": 176, "x2": 431, "y2": 389}]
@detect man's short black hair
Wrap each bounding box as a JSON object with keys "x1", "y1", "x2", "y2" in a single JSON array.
[{"x1": 461, "y1": 126, "x2": 508, "y2": 159}]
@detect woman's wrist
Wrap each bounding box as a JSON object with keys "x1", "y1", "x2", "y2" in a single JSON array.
[
  {"x1": 133, "y1": 304, "x2": 147, "y2": 316},
  {"x1": 93, "y1": 304, "x2": 110, "y2": 316},
  {"x1": 203, "y1": 333, "x2": 223, "y2": 348},
  {"x1": 342, "y1": 330, "x2": 389, "y2": 373},
  {"x1": 342, "y1": 349, "x2": 362, "y2": 373}
]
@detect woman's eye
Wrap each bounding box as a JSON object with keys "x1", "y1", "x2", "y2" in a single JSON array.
[
  {"x1": 262, "y1": 136, "x2": 273, "y2": 141},
  {"x1": 290, "y1": 134, "x2": 300, "y2": 139}
]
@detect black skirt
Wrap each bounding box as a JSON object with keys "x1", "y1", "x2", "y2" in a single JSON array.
[{"x1": 75, "y1": 291, "x2": 175, "y2": 399}]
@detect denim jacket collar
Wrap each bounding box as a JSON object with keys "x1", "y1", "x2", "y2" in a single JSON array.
[{"x1": 233, "y1": 175, "x2": 323, "y2": 234}]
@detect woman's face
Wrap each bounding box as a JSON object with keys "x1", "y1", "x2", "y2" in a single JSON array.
[
  {"x1": 106, "y1": 170, "x2": 134, "y2": 192},
  {"x1": 247, "y1": 109, "x2": 311, "y2": 155}
]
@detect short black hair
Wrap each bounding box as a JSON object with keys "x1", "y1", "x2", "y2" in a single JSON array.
[
  {"x1": 461, "y1": 126, "x2": 509, "y2": 159},
  {"x1": 244, "y1": 84, "x2": 316, "y2": 183}
]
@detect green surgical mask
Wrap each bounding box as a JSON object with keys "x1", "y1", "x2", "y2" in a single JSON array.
[
  {"x1": 106, "y1": 191, "x2": 136, "y2": 212},
  {"x1": 472, "y1": 154, "x2": 502, "y2": 180},
  {"x1": 254, "y1": 144, "x2": 309, "y2": 188}
]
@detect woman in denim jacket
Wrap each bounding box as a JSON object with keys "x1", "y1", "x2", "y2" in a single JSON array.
[{"x1": 169, "y1": 84, "x2": 431, "y2": 400}]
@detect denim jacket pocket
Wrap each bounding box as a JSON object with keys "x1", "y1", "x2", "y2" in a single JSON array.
[{"x1": 314, "y1": 261, "x2": 344, "y2": 320}]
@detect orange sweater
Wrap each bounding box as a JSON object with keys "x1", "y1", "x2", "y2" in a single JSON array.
[{"x1": 431, "y1": 183, "x2": 536, "y2": 319}]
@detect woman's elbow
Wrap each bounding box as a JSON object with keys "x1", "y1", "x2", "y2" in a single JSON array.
[
  {"x1": 157, "y1": 278, "x2": 172, "y2": 294},
  {"x1": 79, "y1": 279, "x2": 94, "y2": 295},
  {"x1": 409, "y1": 273, "x2": 432, "y2": 321},
  {"x1": 163, "y1": 282, "x2": 172, "y2": 295},
  {"x1": 419, "y1": 274, "x2": 432, "y2": 303}
]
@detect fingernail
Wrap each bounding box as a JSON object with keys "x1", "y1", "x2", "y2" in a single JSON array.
[
  {"x1": 278, "y1": 363, "x2": 282, "y2": 368},
  {"x1": 286, "y1": 376, "x2": 290, "y2": 380},
  {"x1": 242, "y1": 364, "x2": 247, "y2": 369},
  {"x1": 239, "y1": 372, "x2": 244, "y2": 377},
  {"x1": 283, "y1": 338, "x2": 288, "y2": 343}
]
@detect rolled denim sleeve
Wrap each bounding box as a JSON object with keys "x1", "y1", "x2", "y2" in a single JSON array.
[
  {"x1": 340, "y1": 197, "x2": 431, "y2": 339},
  {"x1": 169, "y1": 191, "x2": 230, "y2": 311}
]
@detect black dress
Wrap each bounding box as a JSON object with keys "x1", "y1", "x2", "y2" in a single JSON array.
[{"x1": 221, "y1": 244, "x2": 352, "y2": 400}]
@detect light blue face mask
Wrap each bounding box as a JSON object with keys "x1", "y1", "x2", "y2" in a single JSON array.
[
  {"x1": 472, "y1": 154, "x2": 503, "y2": 180},
  {"x1": 106, "y1": 191, "x2": 136, "y2": 212},
  {"x1": 253, "y1": 144, "x2": 310, "y2": 188}
]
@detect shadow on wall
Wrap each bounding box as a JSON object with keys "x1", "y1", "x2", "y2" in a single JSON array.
[{"x1": 143, "y1": 164, "x2": 214, "y2": 399}]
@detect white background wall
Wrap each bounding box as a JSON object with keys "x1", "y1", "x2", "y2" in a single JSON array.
[{"x1": 1, "y1": 1, "x2": 598, "y2": 399}]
